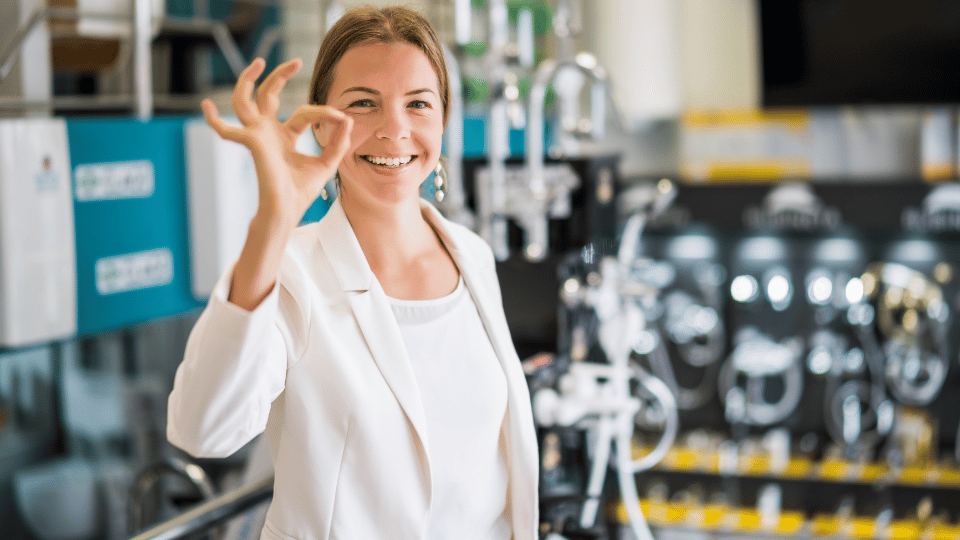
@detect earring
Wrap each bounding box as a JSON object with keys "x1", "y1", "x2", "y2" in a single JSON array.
[
  {"x1": 320, "y1": 173, "x2": 336, "y2": 201},
  {"x1": 434, "y1": 160, "x2": 446, "y2": 203}
]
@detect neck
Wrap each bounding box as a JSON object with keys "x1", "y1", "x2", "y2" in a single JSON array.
[{"x1": 339, "y1": 190, "x2": 437, "y2": 269}]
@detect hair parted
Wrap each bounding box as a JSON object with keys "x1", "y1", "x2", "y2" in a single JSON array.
[{"x1": 308, "y1": 6, "x2": 450, "y2": 128}]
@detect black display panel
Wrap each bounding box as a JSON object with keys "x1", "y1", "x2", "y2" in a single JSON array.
[{"x1": 759, "y1": 0, "x2": 960, "y2": 106}]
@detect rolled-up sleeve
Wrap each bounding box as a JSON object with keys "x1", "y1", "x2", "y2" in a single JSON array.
[{"x1": 167, "y1": 264, "x2": 293, "y2": 458}]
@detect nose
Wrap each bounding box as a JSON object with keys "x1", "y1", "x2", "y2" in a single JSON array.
[{"x1": 375, "y1": 105, "x2": 410, "y2": 140}]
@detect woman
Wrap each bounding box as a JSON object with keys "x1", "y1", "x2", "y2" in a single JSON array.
[{"x1": 166, "y1": 6, "x2": 539, "y2": 540}]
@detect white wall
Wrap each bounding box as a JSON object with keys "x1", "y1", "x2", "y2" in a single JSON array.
[
  {"x1": 585, "y1": 0, "x2": 760, "y2": 122},
  {"x1": 677, "y1": 0, "x2": 759, "y2": 110},
  {"x1": 273, "y1": 0, "x2": 763, "y2": 119},
  {"x1": 588, "y1": 0, "x2": 683, "y2": 127}
]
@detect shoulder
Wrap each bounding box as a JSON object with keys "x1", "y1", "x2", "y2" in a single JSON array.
[
  {"x1": 279, "y1": 221, "x2": 331, "y2": 288},
  {"x1": 270, "y1": 221, "x2": 333, "y2": 313}
]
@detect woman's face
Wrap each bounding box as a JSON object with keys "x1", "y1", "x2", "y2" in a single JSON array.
[{"x1": 320, "y1": 41, "x2": 444, "y2": 205}]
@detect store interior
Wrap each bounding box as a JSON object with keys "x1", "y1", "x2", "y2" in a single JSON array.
[{"x1": 2, "y1": 1, "x2": 960, "y2": 539}]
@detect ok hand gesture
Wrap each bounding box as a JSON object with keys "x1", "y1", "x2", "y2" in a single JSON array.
[{"x1": 202, "y1": 57, "x2": 353, "y2": 231}]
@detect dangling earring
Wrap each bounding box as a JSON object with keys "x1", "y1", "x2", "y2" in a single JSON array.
[
  {"x1": 320, "y1": 172, "x2": 338, "y2": 201},
  {"x1": 434, "y1": 159, "x2": 446, "y2": 203}
]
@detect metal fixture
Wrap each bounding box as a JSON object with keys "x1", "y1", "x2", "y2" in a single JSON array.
[
  {"x1": 128, "y1": 474, "x2": 273, "y2": 540},
  {"x1": 437, "y1": 44, "x2": 473, "y2": 227},
  {"x1": 534, "y1": 181, "x2": 680, "y2": 540},
  {"x1": 0, "y1": 4, "x2": 280, "y2": 115},
  {"x1": 129, "y1": 456, "x2": 217, "y2": 536}
]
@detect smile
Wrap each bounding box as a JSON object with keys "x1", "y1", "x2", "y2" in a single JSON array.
[{"x1": 362, "y1": 155, "x2": 416, "y2": 168}]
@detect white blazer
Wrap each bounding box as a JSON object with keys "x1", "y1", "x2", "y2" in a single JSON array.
[{"x1": 167, "y1": 198, "x2": 539, "y2": 540}]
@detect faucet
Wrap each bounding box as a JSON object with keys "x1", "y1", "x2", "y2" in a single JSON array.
[
  {"x1": 477, "y1": 0, "x2": 580, "y2": 262},
  {"x1": 476, "y1": 0, "x2": 513, "y2": 261},
  {"x1": 129, "y1": 455, "x2": 219, "y2": 537},
  {"x1": 437, "y1": 43, "x2": 473, "y2": 228},
  {"x1": 521, "y1": 53, "x2": 608, "y2": 261}
]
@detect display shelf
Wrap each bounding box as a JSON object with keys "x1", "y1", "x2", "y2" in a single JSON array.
[
  {"x1": 635, "y1": 443, "x2": 960, "y2": 490},
  {"x1": 609, "y1": 499, "x2": 960, "y2": 540}
]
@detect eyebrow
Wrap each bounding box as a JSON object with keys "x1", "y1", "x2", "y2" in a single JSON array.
[{"x1": 340, "y1": 86, "x2": 437, "y2": 97}]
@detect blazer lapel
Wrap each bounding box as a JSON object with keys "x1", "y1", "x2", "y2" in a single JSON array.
[
  {"x1": 315, "y1": 199, "x2": 431, "y2": 473},
  {"x1": 421, "y1": 201, "x2": 539, "y2": 537}
]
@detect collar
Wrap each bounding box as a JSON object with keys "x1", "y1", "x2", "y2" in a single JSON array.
[{"x1": 314, "y1": 197, "x2": 463, "y2": 293}]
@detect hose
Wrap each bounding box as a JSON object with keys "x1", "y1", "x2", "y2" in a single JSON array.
[
  {"x1": 718, "y1": 349, "x2": 804, "y2": 426},
  {"x1": 628, "y1": 364, "x2": 680, "y2": 472}
]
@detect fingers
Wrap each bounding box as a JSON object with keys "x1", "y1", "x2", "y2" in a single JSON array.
[
  {"x1": 256, "y1": 58, "x2": 303, "y2": 116},
  {"x1": 285, "y1": 104, "x2": 349, "y2": 137},
  {"x1": 285, "y1": 105, "x2": 353, "y2": 182},
  {"x1": 232, "y1": 58, "x2": 266, "y2": 125},
  {"x1": 304, "y1": 112, "x2": 352, "y2": 176},
  {"x1": 324, "y1": 113, "x2": 353, "y2": 163},
  {"x1": 201, "y1": 99, "x2": 245, "y2": 144}
]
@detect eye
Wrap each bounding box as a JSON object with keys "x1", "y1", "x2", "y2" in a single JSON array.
[
  {"x1": 408, "y1": 100, "x2": 430, "y2": 109},
  {"x1": 348, "y1": 98, "x2": 375, "y2": 108}
]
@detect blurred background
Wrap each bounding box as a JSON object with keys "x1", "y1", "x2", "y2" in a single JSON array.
[{"x1": 2, "y1": 0, "x2": 960, "y2": 539}]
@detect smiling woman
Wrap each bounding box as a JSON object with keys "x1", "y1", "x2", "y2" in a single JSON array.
[
  {"x1": 320, "y1": 41, "x2": 445, "y2": 213},
  {"x1": 165, "y1": 5, "x2": 539, "y2": 540}
]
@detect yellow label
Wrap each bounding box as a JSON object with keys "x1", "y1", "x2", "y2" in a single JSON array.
[
  {"x1": 682, "y1": 109, "x2": 810, "y2": 130},
  {"x1": 701, "y1": 451, "x2": 720, "y2": 473},
  {"x1": 784, "y1": 458, "x2": 812, "y2": 477},
  {"x1": 933, "y1": 523, "x2": 960, "y2": 539},
  {"x1": 737, "y1": 509, "x2": 761, "y2": 531},
  {"x1": 703, "y1": 504, "x2": 729, "y2": 528},
  {"x1": 670, "y1": 447, "x2": 700, "y2": 471},
  {"x1": 848, "y1": 518, "x2": 876, "y2": 539},
  {"x1": 637, "y1": 501, "x2": 685, "y2": 525},
  {"x1": 685, "y1": 508, "x2": 706, "y2": 528},
  {"x1": 939, "y1": 467, "x2": 960, "y2": 486},
  {"x1": 776, "y1": 512, "x2": 805, "y2": 535},
  {"x1": 812, "y1": 515, "x2": 840, "y2": 536},
  {"x1": 888, "y1": 521, "x2": 921, "y2": 540},
  {"x1": 700, "y1": 162, "x2": 811, "y2": 182},
  {"x1": 899, "y1": 467, "x2": 927, "y2": 484},
  {"x1": 922, "y1": 162, "x2": 955, "y2": 181},
  {"x1": 819, "y1": 459, "x2": 850, "y2": 480},
  {"x1": 861, "y1": 463, "x2": 887, "y2": 483},
  {"x1": 746, "y1": 455, "x2": 771, "y2": 475}
]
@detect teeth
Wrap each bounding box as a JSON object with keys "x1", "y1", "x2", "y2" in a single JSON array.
[{"x1": 365, "y1": 155, "x2": 413, "y2": 167}]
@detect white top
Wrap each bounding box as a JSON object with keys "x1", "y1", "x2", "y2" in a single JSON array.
[{"x1": 388, "y1": 277, "x2": 511, "y2": 540}]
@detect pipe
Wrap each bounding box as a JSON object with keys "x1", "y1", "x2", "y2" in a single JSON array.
[
  {"x1": 453, "y1": 0, "x2": 471, "y2": 46},
  {"x1": 132, "y1": 0, "x2": 152, "y2": 120},
  {"x1": 441, "y1": 44, "x2": 471, "y2": 226},
  {"x1": 480, "y1": 0, "x2": 512, "y2": 260},
  {"x1": 209, "y1": 21, "x2": 248, "y2": 78},
  {"x1": 526, "y1": 54, "x2": 626, "y2": 201},
  {"x1": 253, "y1": 27, "x2": 284, "y2": 68},
  {"x1": 128, "y1": 474, "x2": 273, "y2": 540},
  {"x1": 0, "y1": 7, "x2": 50, "y2": 82},
  {"x1": 129, "y1": 456, "x2": 217, "y2": 535}
]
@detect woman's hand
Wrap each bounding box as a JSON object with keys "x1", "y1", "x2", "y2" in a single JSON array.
[
  {"x1": 202, "y1": 57, "x2": 353, "y2": 230},
  {"x1": 204, "y1": 58, "x2": 352, "y2": 311}
]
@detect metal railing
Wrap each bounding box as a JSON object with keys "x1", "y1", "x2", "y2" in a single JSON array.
[{"x1": 128, "y1": 474, "x2": 273, "y2": 540}]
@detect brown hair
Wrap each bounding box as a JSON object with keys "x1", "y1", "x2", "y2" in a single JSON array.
[{"x1": 309, "y1": 6, "x2": 450, "y2": 128}]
